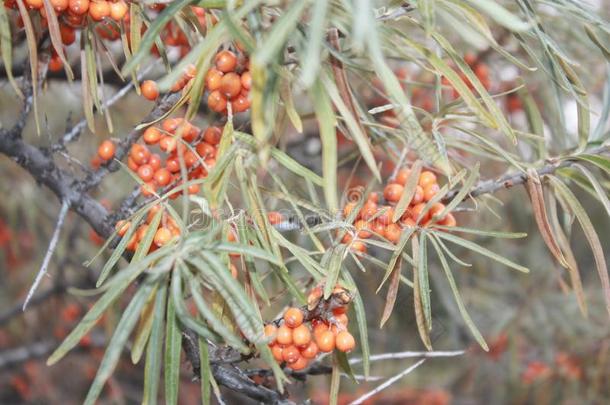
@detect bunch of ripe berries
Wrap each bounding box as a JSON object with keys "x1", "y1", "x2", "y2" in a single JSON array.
[
  {"x1": 140, "y1": 47, "x2": 251, "y2": 115},
  {"x1": 341, "y1": 166, "x2": 456, "y2": 254},
  {"x1": 264, "y1": 286, "x2": 356, "y2": 371},
  {"x1": 4, "y1": 1, "x2": 208, "y2": 72},
  {"x1": 114, "y1": 205, "x2": 180, "y2": 253},
  {"x1": 93, "y1": 118, "x2": 222, "y2": 197}
]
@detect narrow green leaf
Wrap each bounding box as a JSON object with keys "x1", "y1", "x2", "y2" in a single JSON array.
[
  {"x1": 380, "y1": 258, "x2": 401, "y2": 328},
  {"x1": 48, "y1": 252, "x2": 173, "y2": 365},
  {"x1": 436, "y1": 232, "x2": 529, "y2": 273},
  {"x1": 312, "y1": 78, "x2": 338, "y2": 212},
  {"x1": 142, "y1": 282, "x2": 167, "y2": 405},
  {"x1": 0, "y1": 7, "x2": 22, "y2": 97},
  {"x1": 165, "y1": 289, "x2": 182, "y2": 405},
  {"x1": 342, "y1": 271, "x2": 370, "y2": 378},
  {"x1": 393, "y1": 161, "x2": 423, "y2": 222},
  {"x1": 131, "y1": 285, "x2": 159, "y2": 364},
  {"x1": 576, "y1": 154, "x2": 610, "y2": 175},
  {"x1": 549, "y1": 176, "x2": 610, "y2": 316},
  {"x1": 418, "y1": 232, "x2": 432, "y2": 330},
  {"x1": 84, "y1": 282, "x2": 155, "y2": 405},
  {"x1": 437, "y1": 163, "x2": 479, "y2": 220},
  {"x1": 466, "y1": 0, "x2": 531, "y2": 31},
  {"x1": 324, "y1": 244, "x2": 348, "y2": 299},
  {"x1": 377, "y1": 226, "x2": 417, "y2": 292},
  {"x1": 199, "y1": 336, "x2": 212, "y2": 405},
  {"x1": 431, "y1": 225, "x2": 527, "y2": 239}
]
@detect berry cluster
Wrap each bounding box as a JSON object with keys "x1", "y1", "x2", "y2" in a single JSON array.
[
  {"x1": 4, "y1": 2, "x2": 209, "y2": 72},
  {"x1": 126, "y1": 118, "x2": 222, "y2": 198},
  {"x1": 265, "y1": 286, "x2": 356, "y2": 371},
  {"x1": 115, "y1": 205, "x2": 180, "y2": 252},
  {"x1": 140, "y1": 47, "x2": 251, "y2": 115},
  {"x1": 341, "y1": 166, "x2": 456, "y2": 254},
  {"x1": 205, "y1": 49, "x2": 251, "y2": 114}
]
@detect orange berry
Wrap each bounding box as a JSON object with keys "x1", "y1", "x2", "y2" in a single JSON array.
[
  {"x1": 267, "y1": 211, "x2": 284, "y2": 225},
  {"x1": 335, "y1": 331, "x2": 356, "y2": 352},
  {"x1": 138, "y1": 224, "x2": 153, "y2": 242},
  {"x1": 187, "y1": 183, "x2": 200, "y2": 194},
  {"x1": 412, "y1": 185, "x2": 424, "y2": 205},
  {"x1": 276, "y1": 324, "x2": 293, "y2": 345},
  {"x1": 165, "y1": 156, "x2": 180, "y2": 173},
  {"x1": 438, "y1": 212, "x2": 456, "y2": 227},
  {"x1": 59, "y1": 24, "x2": 75, "y2": 45},
  {"x1": 354, "y1": 219, "x2": 371, "y2": 239},
  {"x1": 25, "y1": 0, "x2": 43, "y2": 8},
  {"x1": 143, "y1": 126, "x2": 162, "y2": 144},
  {"x1": 149, "y1": 154, "x2": 162, "y2": 171},
  {"x1": 383, "y1": 183, "x2": 404, "y2": 203},
  {"x1": 115, "y1": 220, "x2": 130, "y2": 237},
  {"x1": 137, "y1": 164, "x2": 154, "y2": 182},
  {"x1": 423, "y1": 183, "x2": 440, "y2": 202},
  {"x1": 333, "y1": 306, "x2": 348, "y2": 315},
  {"x1": 300, "y1": 341, "x2": 319, "y2": 359},
  {"x1": 88, "y1": 0, "x2": 110, "y2": 21},
  {"x1": 411, "y1": 202, "x2": 429, "y2": 223},
  {"x1": 292, "y1": 324, "x2": 312, "y2": 347},
  {"x1": 264, "y1": 324, "x2": 278, "y2": 343},
  {"x1": 203, "y1": 126, "x2": 222, "y2": 145},
  {"x1": 146, "y1": 205, "x2": 162, "y2": 223},
  {"x1": 231, "y1": 95, "x2": 251, "y2": 113},
  {"x1": 205, "y1": 68, "x2": 223, "y2": 91},
  {"x1": 359, "y1": 201, "x2": 378, "y2": 220},
  {"x1": 370, "y1": 220, "x2": 385, "y2": 236},
  {"x1": 351, "y1": 241, "x2": 367, "y2": 253},
  {"x1": 271, "y1": 345, "x2": 283, "y2": 362},
  {"x1": 289, "y1": 355, "x2": 309, "y2": 370},
  {"x1": 313, "y1": 321, "x2": 329, "y2": 341},
  {"x1": 219, "y1": 72, "x2": 242, "y2": 98},
  {"x1": 376, "y1": 206, "x2": 394, "y2": 225},
  {"x1": 316, "y1": 330, "x2": 336, "y2": 352},
  {"x1": 69, "y1": 0, "x2": 89, "y2": 14},
  {"x1": 140, "y1": 80, "x2": 159, "y2": 101},
  {"x1": 109, "y1": 0, "x2": 127, "y2": 20},
  {"x1": 126, "y1": 233, "x2": 138, "y2": 251},
  {"x1": 464, "y1": 52, "x2": 477, "y2": 66},
  {"x1": 418, "y1": 171, "x2": 437, "y2": 188},
  {"x1": 50, "y1": 0, "x2": 68, "y2": 11},
  {"x1": 127, "y1": 156, "x2": 139, "y2": 171},
  {"x1": 196, "y1": 142, "x2": 215, "y2": 158},
  {"x1": 49, "y1": 56, "x2": 63, "y2": 72},
  {"x1": 394, "y1": 168, "x2": 411, "y2": 185},
  {"x1": 384, "y1": 223, "x2": 402, "y2": 244},
  {"x1": 282, "y1": 345, "x2": 300, "y2": 364},
  {"x1": 159, "y1": 136, "x2": 177, "y2": 153},
  {"x1": 367, "y1": 192, "x2": 379, "y2": 203},
  {"x1": 97, "y1": 140, "x2": 116, "y2": 161},
  {"x1": 214, "y1": 50, "x2": 237, "y2": 73},
  {"x1": 184, "y1": 150, "x2": 198, "y2": 167},
  {"x1": 240, "y1": 71, "x2": 251, "y2": 90},
  {"x1": 429, "y1": 203, "x2": 446, "y2": 222},
  {"x1": 141, "y1": 182, "x2": 157, "y2": 197},
  {"x1": 130, "y1": 144, "x2": 150, "y2": 165},
  {"x1": 283, "y1": 307, "x2": 304, "y2": 328},
  {"x1": 153, "y1": 227, "x2": 172, "y2": 246},
  {"x1": 401, "y1": 217, "x2": 416, "y2": 228},
  {"x1": 162, "y1": 118, "x2": 183, "y2": 133},
  {"x1": 343, "y1": 202, "x2": 357, "y2": 219},
  {"x1": 208, "y1": 90, "x2": 227, "y2": 112}
]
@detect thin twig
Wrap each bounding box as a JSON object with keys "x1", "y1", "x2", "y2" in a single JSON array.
[
  {"x1": 347, "y1": 358, "x2": 427, "y2": 405},
  {"x1": 51, "y1": 64, "x2": 155, "y2": 152},
  {"x1": 349, "y1": 349, "x2": 465, "y2": 364},
  {"x1": 22, "y1": 200, "x2": 70, "y2": 310}
]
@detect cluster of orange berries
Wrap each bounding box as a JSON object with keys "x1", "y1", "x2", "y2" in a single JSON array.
[
  {"x1": 115, "y1": 205, "x2": 180, "y2": 252},
  {"x1": 205, "y1": 49, "x2": 251, "y2": 114},
  {"x1": 341, "y1": 166, "x2": 456, "y2": 254},
  {"x1": 140, "y1": 48, "x2": 251, "y2": 115},
  {"x1": 264, "y1": 286, "x2": 356, "y2": 371},
  {"x1": 127, "y1": 118, "x2": 222, "y2": 198}
]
